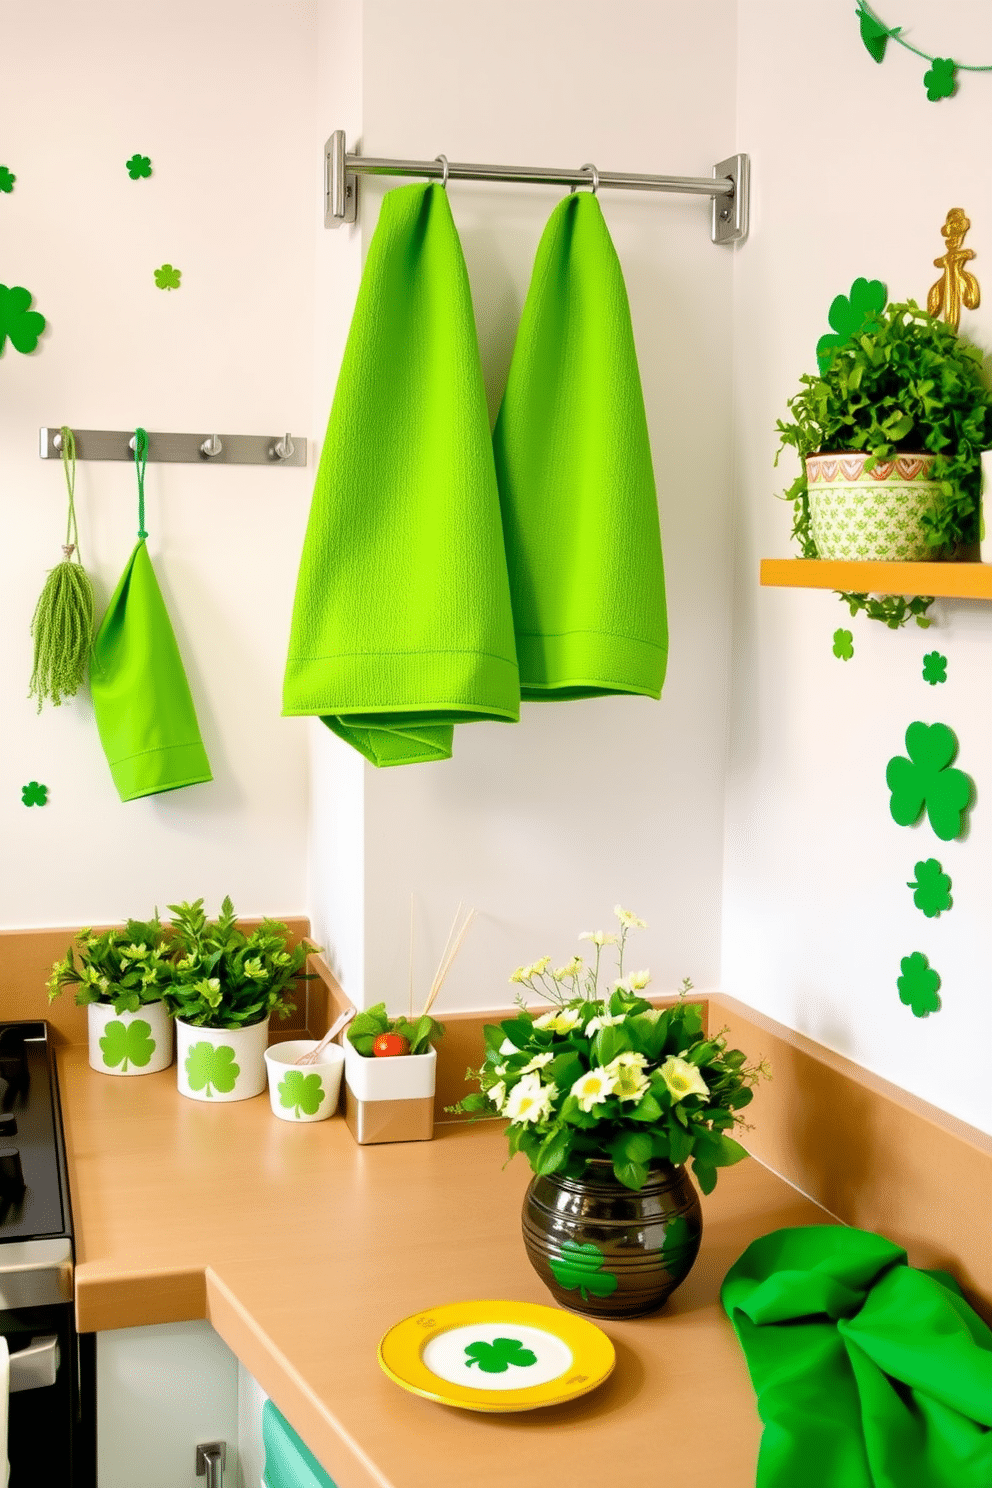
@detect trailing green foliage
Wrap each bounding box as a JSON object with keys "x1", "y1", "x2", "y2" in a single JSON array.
[
  {"x1": 346, "y1": 1001, "x2": 445, "y2": 1056},
  {"x1": 162, "y1": 896, "x2": 311, "y2": 1031},
  {"x1": 47, "y1": 918, "x2": 172, "y2": 1015}
]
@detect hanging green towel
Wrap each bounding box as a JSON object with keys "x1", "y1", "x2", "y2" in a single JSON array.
[
  {"x1": 283, "y1": 181, "x2": 519, "y2": 766},
  {"x1": 90, "y1": 541, "x2": 212, "y2": 801},
  {"x1": 722, "y1": 1225, "x2": 992, "y2": 1488},
  {"x1": 493, "y1": 191, "x2": 668, "y2": 700},
  {"x1": 262, "y1": 1399, "x2": 338, "y2": 1488}
]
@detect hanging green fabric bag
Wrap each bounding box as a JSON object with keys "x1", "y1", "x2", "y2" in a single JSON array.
[{"x1": 721, "y1": 1224, "x2": 992, "y2": 1488}]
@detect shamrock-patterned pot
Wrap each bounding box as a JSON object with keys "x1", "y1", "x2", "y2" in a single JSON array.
[
  {"x1": 263, "y1": 1040, "x2": 344, "y2": 1123},
  {"x1": 87, "y1": 1000, "x2": 172, "y2": 1077},
  {"x1": 175, "y1": 1015, "x2": 269, "y2": 1103},
  {"x1": 522, "y1": 1159, "x2": 702, "y2": 1319},
  {"x1": 805, "y1": 452, "x2": 942, "y2": 561}
]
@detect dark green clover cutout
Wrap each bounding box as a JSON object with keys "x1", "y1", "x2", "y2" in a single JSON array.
[
  {"x1": 0, "y1": 167, "x2": 15, "y2": 194},
  {"x1": 100, "y1": 1018, "x2": 155, "y2": 1071},
  {"x1": 856, "y1": 2, "x2": 900, "y2": 63},
  {"x1": 922, "y1": 651, "x2": 947, "y2": 686},
  {"x1": 816, "y1": 277, "x2": 887, "y2": 374},
  {"x1": 549, "y1": 1241, "x2": 619, "y2": 1300},
  {"x1": 885, "y1": 722, "x2": 972, "y2": 841},
  {"x1": 924, "y1": 57, "x2": 956, "y2": 101},
  {"x1": 185, "y1": 1042, "x2": 239, "y2": 1097},
  {"x1": 464, "y1": 1337, "x2": 537, "y2": 1375},
  {"x1": 126, "y1": 154, "x2": 152, "y2": 179},
  {"x1": 833, "y1": 628, "x2": 854, "y2": 661},
  {"x1": 21, "y1": 781, "x2": 48, "y2": 806},
  {"x1": 0, "y1": 284, "x2": 46, "y2": 356},
  {"x1": 897, "y1": 952, "x2": 941, "y2": 1018},
  {"x1": 153, "y1": 263, "x2": 182, "y2": 290},
  {"x1": 278, "y1": 1070, "x2": 324, "y2": 1118},
  {"x1": 907, "y1": 858, "x2": 952, "y2": 918}
]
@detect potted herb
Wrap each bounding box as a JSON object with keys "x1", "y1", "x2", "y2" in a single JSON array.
[
  {"x1": 47, "y1": 918, "x2": 174, "y2": 1077},
  {"x1": 451, "y1": 907, "x2": 769, "y2": 1317},
  {"x1": 164, "y1": 897, "x2": 309, "y2": 1103},
  {"x1": 776, "y1": 296, "x2": 992, "y2": 627}
]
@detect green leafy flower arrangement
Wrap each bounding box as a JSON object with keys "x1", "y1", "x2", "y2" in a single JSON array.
[
  {"x1": 47, "y1": 918, "x2": 173, "y2": 1015},
  {"x1": 776, "y1": 299, "x2": 992, "y2": 627},
  {"x1": 162, "y1": 896, "x2": 310, "y2": 1031},
  {"x1": 452, "y1": 908, "x2": 769, "y2": 1194}
]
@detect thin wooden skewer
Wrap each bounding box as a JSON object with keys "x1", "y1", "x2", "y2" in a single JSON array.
[
  {"x1": 293, "y1": 1005, "x2": 356, "y2": 1065},
  {"x1": 421, "y1": 907, "x2": 475, "y2": 1018},
  {"x1": 408, "y1": 893, "x2": 415, "y2": 1020}
]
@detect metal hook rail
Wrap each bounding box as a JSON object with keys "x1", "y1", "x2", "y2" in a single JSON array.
[
  {"x1": 38, "y1": 428, "x2": 306, "y2": 467},
  {"x1": 324, "y1": 130, "x2": 749, "y2": 245}
]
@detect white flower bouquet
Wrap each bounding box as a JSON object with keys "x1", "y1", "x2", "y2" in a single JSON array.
[{"x1": 453, "y1": 908, "x2": 769, "y2": 1193}]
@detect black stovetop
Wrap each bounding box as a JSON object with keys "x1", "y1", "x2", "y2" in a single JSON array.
[{"x1": 0, "y1": 1021, "x2": 70, "y2": 1244}]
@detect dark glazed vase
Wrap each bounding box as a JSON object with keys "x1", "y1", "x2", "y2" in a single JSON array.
[{"x1": 522, "y1": 1159, "x2": 703, "y2": 1318}]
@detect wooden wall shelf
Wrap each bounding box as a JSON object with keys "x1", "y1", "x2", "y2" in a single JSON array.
[{"x1": 760, "y1": 558, "x2": 992, "y2": 600}]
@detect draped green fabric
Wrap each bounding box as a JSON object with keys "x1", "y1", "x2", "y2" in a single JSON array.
[
  {"x1": 721, "y1": 1225, "x2": 992, "y2": 1488},
  {"x1": 262, "y1": 1399, "x2": 338, "y2": 1488},
  {"x1": 90, "y1": 541, "x2": 212, "y2": 801},
  {"x1": 492, "y1": 191, "x2": 668, "y2": 700},
  {"x1": 283, "y1": 181, "x2": 519, "y2": 766}
]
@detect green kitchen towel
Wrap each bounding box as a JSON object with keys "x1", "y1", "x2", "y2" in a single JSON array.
[
  {"x1": 262, "y1": 1399, "x2": 338, "y2": 1488},
  {"x1": 90, "y1": 541, "x2": 212, "y2": 801},
  {"x1": 283, "y1": 181, "x2": 519, "y2": 766},
  {"x1": 492, "y1": 190, "x2": 668, "y2": 700},
  {"x1": 722, "y1": 1225, "x2": 992, "y2": 1488}
]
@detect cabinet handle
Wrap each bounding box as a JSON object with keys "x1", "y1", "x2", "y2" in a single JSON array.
[
  {"x1": 8, "y1": 1335, "x2": 60, "y2": 1392},
  {"x1": 195, "y1": 1440, "x2": 226, "y2": 1488}
]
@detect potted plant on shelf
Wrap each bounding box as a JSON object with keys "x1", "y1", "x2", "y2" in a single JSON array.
[
  {"x1": 776, "y1": 291, "x2": 992, "y2": 627},
  {"x1": 47, "y1": 918, "x2": 174, "y2": 1077},
  {"x1": 164, "y1": 897, "x2": 309, "y2": 1103},
  {"x1": 450, "y1": 907, "x2": 769, "y2": 1318}
]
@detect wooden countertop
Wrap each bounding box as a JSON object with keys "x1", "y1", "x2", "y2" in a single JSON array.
[{"x1": 59, "y1": 1044, "x2": 833, "y2": 1488}]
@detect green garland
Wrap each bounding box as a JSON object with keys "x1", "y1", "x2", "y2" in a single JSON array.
[{"x1": 857, "y1": 2, "x2": 992, "y2": 100}]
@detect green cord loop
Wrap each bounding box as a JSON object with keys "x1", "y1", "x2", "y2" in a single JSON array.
[
  {"x1": 134, "y1": 426, "x2": 149, "y2": 539},
  {"x1": 59, "y1": 426, "x2": 81, "y2": 560}
]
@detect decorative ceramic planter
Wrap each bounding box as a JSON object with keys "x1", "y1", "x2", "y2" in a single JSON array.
[
  {"x1": 175, "y1": 1015, "x2": 269, "y2": 1102},
  {"x1": 343, "y1": 1042, "x2": 436, "y2": 1144},
  {"x1": 263, "y1": 1040, "x2": 345, "y2": 1123},
  {"x1": 87, "y1": 1000, "x2": 172, "y2": 1076},
  {"x1": 522, "y1": 1159, "x2": 703, "y2": 1318},
  {"x1": 806, "y1": 451, "x2": 942, "y2": 561}
]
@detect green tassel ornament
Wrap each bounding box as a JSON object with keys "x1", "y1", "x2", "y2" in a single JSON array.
[{"x1": 29, "y1": 427, "x2": 95, "y2": 711}]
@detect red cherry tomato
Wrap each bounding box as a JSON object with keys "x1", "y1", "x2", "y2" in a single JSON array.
[{"x1": 373, "y1": 1032, "x2": 410, "y2": 1058}]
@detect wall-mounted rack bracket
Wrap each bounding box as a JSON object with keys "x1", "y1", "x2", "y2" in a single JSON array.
[
  {"x1": 39, "y1": 428, "x2": 307, "y2": 467},
  {"x1": 324, "y1": 130, "x2": 749, "y2": 245}
]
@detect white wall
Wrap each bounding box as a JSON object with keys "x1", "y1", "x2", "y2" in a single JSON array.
[
  {"x1": 725, "y1": 0, "x2": 992, "y2": 1135},
  {"x1": 1, "y1": 1, "x2": 316, "y2": 928},
  {"x1": 309, "y1": 0, "x2": 740, "y2": 1012}
]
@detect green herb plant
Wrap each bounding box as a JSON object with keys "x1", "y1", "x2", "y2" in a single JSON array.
[
  {"x1": 776, "y1": 300, "x2": 992, "y2": 627},
  {"x1": 346, "y1": 1002, "x2": 445, "y2": 1057},
  {"x1": 47, "y1": 917, "x2": 173, "y2": 1015},
  {"x1": 163, "y1": 896, "x2": 311, "y2": 1031}
]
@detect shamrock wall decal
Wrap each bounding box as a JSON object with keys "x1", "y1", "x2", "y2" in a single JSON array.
[
  {"x1": 816, "y1": 277, "x2": 888, "y2": 374},
  {"x1": 548, "y1": 1241, "x2": 619, "y2": 1300},
  {"x1": 0, "y1": 166, "x2": 15, "y2": 194},
  {"x1": 277, "y1": 1070, "x2": 324, "y2": 1118},
  {"x1": 885, "y1": 721, "x2": 972, "y2": 841},
  {"x1": 99, "y1": 1018, "x2": 156, "y2": 1072},
  {"x1": 922, "y1": 651, "x2": 947, "y2": 685},
  {"x1": 0, "y1": 284, "x2": 46, "y2": 356},
  {"x1": 832, "y1": 628, "x2": 854, "y2": 661},
  {"x1": 897, "y1": 951, "x2": 941, "y2": 1017},
  {"x1": 906, "y1": 858, "x2": 952, "y2": 918},
  {"x1": 924, "y1": 57, "x2": 957, "y2": 101},
  {"x1": 153, "y1": 263, "x2": 182, "y2": 290},
  {"x1": 126, "y1": 153, "x2": 152, "y2": 179},
  {"x1": 21, "y1": 781, "x2": 48, "y2": 806},
  {"x1": 463, "y1": 1338, "x2": 537, "y2": 1375},
  {"x1": 185, "y1": 1042, "x2": 239, "y2": 1097}
]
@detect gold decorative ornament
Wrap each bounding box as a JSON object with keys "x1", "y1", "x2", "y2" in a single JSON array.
[{"x1": 928, "y1": 208, "x2": 980, "y2": 329}]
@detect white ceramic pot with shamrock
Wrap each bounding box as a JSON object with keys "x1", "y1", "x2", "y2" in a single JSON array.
[
  {"x1": 163, "y1": 896, "x2": 314, "y2": 1104},
  {"x1": 47, "y1": 918, "x2": 175, "y2": 1076},
  {"x1": 263, "y1": 1040, "x2": 345, "y2": 1122}
]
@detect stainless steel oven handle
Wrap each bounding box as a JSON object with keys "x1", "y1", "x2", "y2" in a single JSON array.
[
  {"x1": 8, "y1": 1335, "x2": 60, "y2": 1392},
  {"x1": 0, "y1": 1239, "x2": 72, "y2": 1308}
]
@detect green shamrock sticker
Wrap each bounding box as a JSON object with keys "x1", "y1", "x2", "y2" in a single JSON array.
[
  {"x1": 100, "y1": 1018, "x2": 155, "y2": 1071},
  {"x1": 906, "y1": 858, "x2": 952, "y2": 918},
  {"x1": 185, "y1": 1042, "x2": 239, "y2": 1097},
  {"x1": 153, "y1": 263, "x2": 182, "y2": 290},
  {"x1": 277, "y1": 1070, "x2": 324, "y2": 1118},
  {"x1": 21, "y1": 781, "x2": 48, "y2": 806},
  {"x1": 832, "y1": 628, "x2": 854, "y2": 661},
  {"x1": 660, "y1": 1216, "x2": 693, "y2": 1270},
  {"x1": 885, "y1": 722, "x2": 971, "y2": 841},
  {"x1": 464, "y1": 1338, "x2": 537, "y2": 1374},
  {"x1": 0, "y1": 284, "x2": 46, "y2": 355},
  {"x1": 922, "y1": 652, "x2": 947, "y2": 686},
  {"x1": 0, "y1": 167, "x2": 15, "y2": 194},
  {"x1": 126, "y1": 153, "x2": 152, "y2": 179},
  {"x1": 549, "y1": 1241, "x2": 619, "y2": 1300},
  {"x1": 816, "y1": 277, "x2": 887, "y2": 374},
  {"x1": 897, "y1": 952, "x2": 941, "y2": 1018},
  {"x1": 924, "y1": 57, "x2": 956, "y2": 101}
]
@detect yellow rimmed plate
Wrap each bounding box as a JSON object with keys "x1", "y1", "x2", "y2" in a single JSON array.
[{"x1": 378, "y1": 1299, "x2": 616, "y2": 1413}]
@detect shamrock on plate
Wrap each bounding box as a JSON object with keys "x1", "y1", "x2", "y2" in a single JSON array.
[
  {"x1": 0, "y1": 284, "x2": 46, "y2": 355},
  {"x1": 906, "y1": 858, "x2": 952, "y2": 918},
  {"x1": 278, "y1": 1070, "x2": 324, "y2": 1117},
  {"x1": 922, "y1": 651, "x2": 947, "y2": 686},
  {"x1": 21, "y1": 781, "x2": 48, "y2": 806},
  {"x1": 464, "y1": 1337, "x2": 537, "y2": 1374},
  {"x1": 816, "y1": 277, "x2": 887, "y2": 374},
  {"x1": 185, "y1": 1041, "x2": 239, "y2": 1097},
  {"x1": 924, "y1": 57, "x2": 956, "y2": 102},
  {"x1": 897, "y1": 952, "x2": 941, "y2": 1018},
  {"x1": 885, "y1": 722, "x2": 971, "y2": 841},
  {"x1": 832, "y1": 628, "x2": 854, "y2": 660},
  {"x1": 0, "y1": 167, "x2": 15, "y2": 193},
  {"x1": 549, "y1": 1240, "x2": 619, "y2": 1300},
  {"x1": 153, "y1": 263, "x2": 182, "y2": 290},
  {"x1": 126, "y1": 153, "x2": 152, "y2": 179},
  {"x1": 99, "y1": 1018, "x2": 156, "y2": 1072}
]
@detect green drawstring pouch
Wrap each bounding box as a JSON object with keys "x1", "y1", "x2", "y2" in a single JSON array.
[
  {"x1": 283, "y1": 181, "x2": 519, "y2": 767},
  {"x1": 90, "y1": 430, "x2": 212, "y2": 801},
  {"x1": 493, "y1": 190, "x2": 668, "y2": 700},
  {"x1": 722, "y1": 1225, "x2": 992, "y2": 1488}
]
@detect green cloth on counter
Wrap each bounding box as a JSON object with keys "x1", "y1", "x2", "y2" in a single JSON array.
[
  {"x1": 90, "y1": 541, "x2": 212, "y2": 801},
  {"x1": 262, "y1": 1399, "x2": 338, "y2": 1488},
  {"x1": 721, "y1": 1225, "x2": 992, "y2": 1488},
  {"x1": 283, "y1": 181, "x2": 519, "y2": 766},
  {"x1": 492, "y1": 191, "x2": 668, "y2": 700}
]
